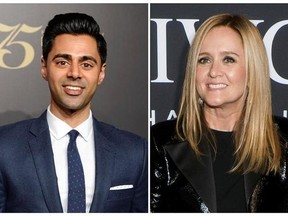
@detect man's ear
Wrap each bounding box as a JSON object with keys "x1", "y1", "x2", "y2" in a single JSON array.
[
  {"x1": 98, "y1": 63, "x2": 106, "y2": 85},
  {"x1": 41, "y1": 57, "x2": 48, "y2": 81}
]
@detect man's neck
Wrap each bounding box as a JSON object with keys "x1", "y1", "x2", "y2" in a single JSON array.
[{"x1": 49, "y1": 104, "x2": 91, "y2": 128}]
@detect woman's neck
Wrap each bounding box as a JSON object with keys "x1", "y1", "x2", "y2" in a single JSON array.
[{"x1": 204, "y1": 106, "x2": 241, "y2": 132}]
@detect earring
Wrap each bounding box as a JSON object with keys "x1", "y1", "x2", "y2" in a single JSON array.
[{"x1": 198, "y1": 97, "x2": 203, "y2": 105}]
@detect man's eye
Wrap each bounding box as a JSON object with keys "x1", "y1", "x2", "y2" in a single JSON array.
[
  {"x1": 82, "y1": 62, "x2": 93, "y2": 69},
  {"x1": 57, "y1": 61, "x2": 68, "y2": 66}
]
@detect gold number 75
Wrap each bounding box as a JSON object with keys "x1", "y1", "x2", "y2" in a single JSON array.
[{"x1": 0, "y1": 23, "x2": 42, "y2": 69}]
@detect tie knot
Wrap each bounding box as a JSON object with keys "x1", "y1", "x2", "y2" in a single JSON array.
[{"x1": 68, "y1": 129, "x2": 79, "y2": 142}]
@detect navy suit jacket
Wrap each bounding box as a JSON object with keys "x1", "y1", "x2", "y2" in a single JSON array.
[{"x1": 0, "y1": 111, "x2": 148, "y2": 212}]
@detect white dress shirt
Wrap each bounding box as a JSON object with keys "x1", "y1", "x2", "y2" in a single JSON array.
[{"x1": 46, "y1": 106, "x2": 96, "y2": 213}]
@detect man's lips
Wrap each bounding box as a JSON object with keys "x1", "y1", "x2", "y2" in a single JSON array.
[
  {"x1": 65, "y1": 85, "x2": 82, "y2": 91},
  {"x1": 63, "y1": 85, "x2": 84, "y2": 95}
]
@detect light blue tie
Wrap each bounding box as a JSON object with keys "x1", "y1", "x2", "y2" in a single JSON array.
[{"x1": 67, "y1": 130, "x2": 86, "y2": 213}]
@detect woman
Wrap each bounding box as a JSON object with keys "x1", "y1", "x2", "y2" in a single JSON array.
[{"x1": 151, "y1": 13, "x2": 288, "y2": 212}]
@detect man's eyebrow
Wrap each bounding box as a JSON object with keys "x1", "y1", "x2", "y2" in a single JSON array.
[
  {"x1": 52, "y1": 53, "x2": 72, "y2": 61},
  {"x1": 80, "y1": 56, "x2": 97, "y2": 64},
  {"x1": 52, "y1": 54, "x2": 97, "y2": 63}
]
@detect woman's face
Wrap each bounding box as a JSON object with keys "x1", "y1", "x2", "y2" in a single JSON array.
[{"x1": 196, "y1": 26, "x2": 246, "y2": 112}]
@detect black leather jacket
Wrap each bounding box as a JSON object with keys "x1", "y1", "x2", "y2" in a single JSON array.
[{"x1": 150, "y1": 116, "x2": 288, "y2": 212}]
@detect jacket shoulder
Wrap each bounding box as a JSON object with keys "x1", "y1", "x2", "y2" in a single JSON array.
[
  {"x1": 94, "y1": 118, "x2": 147, "y2": 146},
  {"x1": 273, "y1": 115, "x2": 288, "y2": 142},
  {"x1": 0, "y1": 118, "x2": 35, "y2": 138},
  {"x1": 151, "y1": 119, "x2": 179, "y2": 147}
]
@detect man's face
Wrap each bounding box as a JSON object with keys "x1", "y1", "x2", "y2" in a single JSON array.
[{"x1": 41, "y1": 34, "x2": 106, "y2": 116}]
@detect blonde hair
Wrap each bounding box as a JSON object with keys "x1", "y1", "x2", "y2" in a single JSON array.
[{"x1": 176, "y1": 13, "x2": 281, "y2": 174}]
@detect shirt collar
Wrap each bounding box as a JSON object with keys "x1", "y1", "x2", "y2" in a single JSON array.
[{"x1": 46, "y1": 106, "x2": 93, "y2": 141}]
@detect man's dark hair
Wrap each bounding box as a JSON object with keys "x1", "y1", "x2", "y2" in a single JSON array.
[{"x1": 42, "y1": 12, "x2": 107, "y2": 65}]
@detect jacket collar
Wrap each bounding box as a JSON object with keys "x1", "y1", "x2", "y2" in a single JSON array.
[{"x1": 164, "y1": 139, "x2": 217, "y2": 212}]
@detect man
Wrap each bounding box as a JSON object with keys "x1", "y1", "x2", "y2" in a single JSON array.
[{"x1": 0, "y1": 12, "x2": 147, "y2": 213}]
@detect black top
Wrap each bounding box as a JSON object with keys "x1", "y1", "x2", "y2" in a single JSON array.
[{"x1": 212, "y1": 129, "x2": 247, "y2": 212}]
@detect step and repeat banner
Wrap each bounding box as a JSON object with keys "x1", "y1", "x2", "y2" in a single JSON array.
[
  {"x1": 0, "y1": 4, "x2": 148, "y2": 138},
  {"x1": 151, "y1": 3, "x2": 288, "y2": 125}
]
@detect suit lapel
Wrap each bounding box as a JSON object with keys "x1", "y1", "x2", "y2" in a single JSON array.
[
  {"x1": 164, "y1": 139, "x2": 217, "y2": 212},
  {"x1": 89, "y1": 119, "x2": 115, "y2": 212},
  {"x1": 28, "y1": 112, "x2": 63, "y2": 212}
]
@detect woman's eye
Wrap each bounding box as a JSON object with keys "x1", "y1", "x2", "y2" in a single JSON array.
[
  {"x1": 224, "y1": 56, "x2": 235, "y2": 63},
  {"x1": 198, "y1": 57, "x2": 210, "y2": 64}
]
